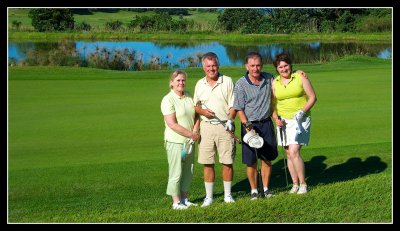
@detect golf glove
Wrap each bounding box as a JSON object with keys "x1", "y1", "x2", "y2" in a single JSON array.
[
  {"x1": 225, "y1": 119, "x2": 235, "y2": 132},
  {"x1": 294, "y1": 110, "x2": 305, "y2": 121}
]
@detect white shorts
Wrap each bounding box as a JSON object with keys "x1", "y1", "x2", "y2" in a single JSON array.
[{"x1": 276, "y1": 116, "x2": 311, "y2": 146}]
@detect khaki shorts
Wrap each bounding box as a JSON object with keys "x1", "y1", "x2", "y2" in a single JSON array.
[
  {"x1": 277, "y1": 116, "x2": 311, "y2": 146},
  {"x1": 198, "y1": 120, "x2": 235, "y2": 164}
]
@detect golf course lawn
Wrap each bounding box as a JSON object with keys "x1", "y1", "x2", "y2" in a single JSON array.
[{"x1": 8, "y1": 55, "x2": 392, "y2": 223}]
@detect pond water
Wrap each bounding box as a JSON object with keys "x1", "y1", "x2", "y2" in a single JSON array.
[{"x1": 8, "y1": 40, "x2": 392, "y2": 68}]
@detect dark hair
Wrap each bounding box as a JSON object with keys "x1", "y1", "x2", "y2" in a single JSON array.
[
  {"x1": 245, "y1": 51, "x2": 263, "y2": 64},
  {"x1": 201, "y1": 52, "x2": 219, "y2": 66},
  {"x1": 273, "y1": 53, "x2": 292, "y2": 68}
]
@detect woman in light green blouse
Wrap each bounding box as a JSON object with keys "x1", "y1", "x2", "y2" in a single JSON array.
[{"x1": 161, "y1": 69, "x2": 200, "y2": 210}]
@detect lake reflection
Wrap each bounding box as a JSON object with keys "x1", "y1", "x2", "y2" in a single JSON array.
[{"x1": 8, "y1": 40, "x2": 392, "y2": 68}]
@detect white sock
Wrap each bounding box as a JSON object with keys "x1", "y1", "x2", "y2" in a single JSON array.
[
  {"x1": 251, "y1": 189, "x2": 258, "y2": 194},
  {"x1": 263, "y1": 187, "x2": 268, "y2": 192},
  {"x1": 223, "y1": 181, "x2": 232, "y2": 197},
  {"x1": 205, "y1": 182, "x2": 214, "y2": 198}
]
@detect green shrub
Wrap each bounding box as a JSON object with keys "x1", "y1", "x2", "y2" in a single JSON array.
[
  {"x1": 105, "y1": 20, "x2": 123, "y2": 31},
  {"x1": 28, "y1": 9, "x2": 74, "y2": 32},
  {"x1": 11, "y1": 20, "x2": 22, "y2": 31},
  {"x1": 336, "y1": 10, "x2": 356, "y2": 32},
  {"x1": 75, "y1": 21, "x2": 91, "y2": 31},
  {"x1": 356, "y1": 16, "x2": 392, "y2": 32},
  {"x1": 319, "y1": 20, "x2": 336, "y2": 32}
]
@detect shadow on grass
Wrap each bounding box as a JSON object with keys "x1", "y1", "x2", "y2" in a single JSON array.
[{"x1": 232, "y1": 155, "x2": 387, "y2": 195}]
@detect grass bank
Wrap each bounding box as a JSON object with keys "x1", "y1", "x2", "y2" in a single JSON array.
[{"x1": 8, "y1": 31, "x2": 392, "y2": 43}]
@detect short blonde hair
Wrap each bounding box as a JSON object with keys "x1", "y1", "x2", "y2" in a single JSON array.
[{"x1": 169, "y1": 69, "x2": 187, "y2": 89}]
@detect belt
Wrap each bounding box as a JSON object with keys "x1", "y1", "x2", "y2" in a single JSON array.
[
  {"x1": 250, "y1": 117, "x2": 271, "y2": 124},
  {"x1": 205, "y1": 120, "x2": 226, "y2": 125}
]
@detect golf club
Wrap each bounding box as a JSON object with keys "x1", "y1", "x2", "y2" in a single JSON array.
[
  {"x1": 278, "y1": 116, "x2": 289, "y2": 188},
  {"x1": 254, "y1": 148, "x2": 263, "y2": 197},
  {"x1": 196, "y1": 101, "x2": 241, "y2": 144}
]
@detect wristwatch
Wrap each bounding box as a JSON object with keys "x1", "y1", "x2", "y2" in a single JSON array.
[{"x1": 243, "y1": 121, "x2": 253, "y2": 130}]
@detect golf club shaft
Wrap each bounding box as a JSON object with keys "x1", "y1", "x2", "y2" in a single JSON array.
[
  {"x1": 255, "y1": 149, "x2": 263, "y2": 194},
  {"x1": 282, "y1": 152, "x2": 289, "y2": 187},
  {"x1": 278, "y1": 116, "x2": 289, "y2": 187},
  {"x1": 227, "y1": 129, "x2": 241, "y2": 144}
]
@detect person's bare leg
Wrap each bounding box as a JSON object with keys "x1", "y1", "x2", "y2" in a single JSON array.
[
  {"x1": 286, "y1": 147, "x2": 299, "y2": 185},
  {"x1": 246, "y1": 163, "x2": 257, "y2": 191},
  {"x1": 222, "y1": 164, "x2": 233, "y2": 181},
  {"x1": 261, "y1": 160, "x2": 272, "y2": 189},
  {"x1": 288, "y1": 144, "x2": 305, "y2": 185}
]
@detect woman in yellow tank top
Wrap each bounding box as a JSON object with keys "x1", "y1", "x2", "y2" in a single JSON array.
[{"x1": 271, "y1": 53, "x2": 317, "y2": 194}]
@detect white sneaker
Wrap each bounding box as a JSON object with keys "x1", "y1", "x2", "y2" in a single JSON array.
[
  {"x1": 224, "y1": 195, "x2": 235, "y2": 203},
  {"x1": 250, "y1": 192, "x2": 258, "y2": 200},
  {"x1": 201, "y1": 197, "x2": 213, "y2": 207},
  {"x1": 172, "y1": 202, "x2": 188, "y2": 210},
  {"x1": 181, "y1": 198, "x2": 198, "y2": 207},
  {"x1": 263, "y1": 189, "x2": 274, "y2": 198},
  {"x1": 297, "y1": 184, "x2": 308, "y2": 194},
  {"x1": 289, "y1": 185, "x2": 299, "y2": 194}
]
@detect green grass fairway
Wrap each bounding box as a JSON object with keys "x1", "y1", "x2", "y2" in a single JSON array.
[{"x1": 8, "y1": 56, "x2": 392, "y2": 223}]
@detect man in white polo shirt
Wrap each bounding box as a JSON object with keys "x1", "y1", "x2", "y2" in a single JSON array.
[{"x1": 194, "y1": 52, "x2": 237, "y2": 207}]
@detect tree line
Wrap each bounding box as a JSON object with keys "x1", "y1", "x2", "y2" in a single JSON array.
[
  {"x1": 21, "y1": 8, "x2": 391, "y2": 33},
  {"x1": 219, "y1": 8, "x2": 391, "y2": 33}
]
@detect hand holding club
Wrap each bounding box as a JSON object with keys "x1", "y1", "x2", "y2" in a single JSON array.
[
  {"x1": 244, "y1": 121, "x2": 253, "y2": 132},
  {"x1": 196, "y1": 101, "x2": 215, "y2": 119},
  {"x1": 197, "y1": 101, "x2": 241, "y2": 144}
]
